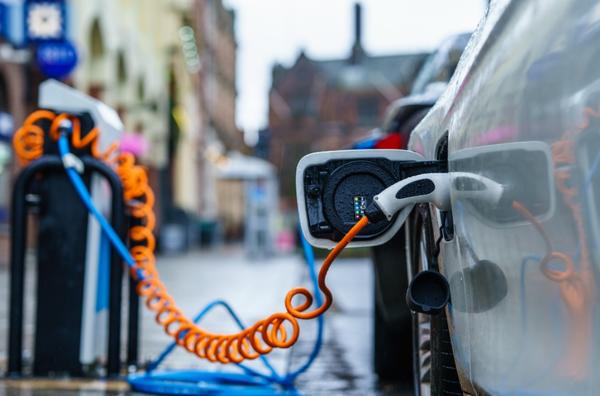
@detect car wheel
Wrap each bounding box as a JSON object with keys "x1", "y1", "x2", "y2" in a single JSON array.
[
  {"x1": 408, "y1": 204, "x2": 462, "y2": 396},
  {"x1": 372, "y1": 228, "x2": 414, "y2": 385}
]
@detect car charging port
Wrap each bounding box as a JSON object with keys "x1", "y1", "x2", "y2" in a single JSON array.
[
  {"x1": 298, "y1": 150, "x2": 446, "y2": 247},
  {"x1": 304, "y1": 159, "x2": 398, "y2": 241}
]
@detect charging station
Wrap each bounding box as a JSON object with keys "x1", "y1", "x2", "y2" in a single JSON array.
[
  {"x1": 296, "y1": 149, "x2": 445, "y2": 248},
  {"x1": 8, "y1": 81, "x2": 139, "y2": 377}
]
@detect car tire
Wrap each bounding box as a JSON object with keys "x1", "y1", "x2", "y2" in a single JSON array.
[
  {"x1": 372, "y1": 228, "x2": 414, "y2": 384},
  {"x1": 430, "y1": 312, "x2": 462, "y2": 395},
  {"x1": 408, "y1": 204, "x2": 462, "y2": 396}
]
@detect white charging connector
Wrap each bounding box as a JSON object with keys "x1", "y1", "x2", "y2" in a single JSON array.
[
  {"x1": 62, "y1": 152, "x2": 84, "y2": 174},
  {"x1": 58, "y1": 118, "x2": 84, "y2": 174},
  {"x1": 366, "y1": 172, "x2": 504, "y2": 222}
]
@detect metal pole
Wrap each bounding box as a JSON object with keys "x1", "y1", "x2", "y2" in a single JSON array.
[
  {"x1": 6, "y1": 159, "x2": 40, "y2": 376},
  {"x1": 127, "y1": 275, "x2": 140, "y2": 368},
  {"x1": 126, "y1": 213, "x2": 141, "y2": 368},
  {"x1": 83, "y1": 157, "x2": 126, "y2": 377}
]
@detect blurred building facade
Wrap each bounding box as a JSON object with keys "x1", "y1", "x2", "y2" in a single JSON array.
[
  {"x1": 0, "y1": 0, "x2": 243, "y2": 256},
  {"x1": 267, "y1": 4, "x2": 428, "y2": 201},
  {"x1": 70, "y1": 0, "x2": 242, "y2": 233},
  {"x1": 197, "y1": 0, "x2": 240, "y2": 152},
  {"x1": 192, "y1": 0, "x2": 246, "y2": 238},
  {"x1": 0, "y1": 1, "x2": 41, "y2": 262}
]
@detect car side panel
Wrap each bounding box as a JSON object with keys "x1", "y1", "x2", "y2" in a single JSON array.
[{"x1": 411, "y1": 0, "x2": 600, "y2": 393}]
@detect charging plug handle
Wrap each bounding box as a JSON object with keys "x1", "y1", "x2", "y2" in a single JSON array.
[
  {"x1": 368, "y1": 173, "x2": 450, "y2": 222},
  {"x1": 366, "y1": 172, "x2": 505, "y2": 223}
]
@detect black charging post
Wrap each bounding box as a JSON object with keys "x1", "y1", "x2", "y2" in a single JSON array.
[
  {"x1": 8, "y1": 153, "x2": 138, "y2": 377},
  {"x1": 8, "y1": 156, "x2": 124, "y2": 377}
]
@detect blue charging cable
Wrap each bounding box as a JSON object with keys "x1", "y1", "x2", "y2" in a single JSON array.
[{"x1": 57, "y1": 134, "x2": 323, "y2": 395}]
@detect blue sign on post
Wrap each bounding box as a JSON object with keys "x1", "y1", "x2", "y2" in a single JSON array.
[
  {"x1": 24, "y1": 0, "x2": 67, "y2": 43},
  {"x1": 25, "y1": 0, "x2": 77, "y2": 79},
  {"x1": 36, "y1": 40, "x2": 78, "y2": 79}
]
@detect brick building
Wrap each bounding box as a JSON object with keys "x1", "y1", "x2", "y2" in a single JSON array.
[
  {"x1": 267, "y1": 4, "x2": 428, "y2": 201},
  {"x1": 197, "y1": 0, "x2": 240, "y2": 152}
]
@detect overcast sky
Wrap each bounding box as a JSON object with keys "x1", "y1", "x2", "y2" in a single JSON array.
[{"x1": 222, "y1": 0, "x2": 486, "y2": 144}]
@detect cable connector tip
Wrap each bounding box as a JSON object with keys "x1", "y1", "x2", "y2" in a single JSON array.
[{"x1": 364, "y1": 201, "x2": 387, "y2": 223}]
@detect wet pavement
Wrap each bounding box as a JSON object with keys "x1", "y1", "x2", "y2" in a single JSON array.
[{"x1": 0, "y1": 247, "x2": 410, "y2": 395}]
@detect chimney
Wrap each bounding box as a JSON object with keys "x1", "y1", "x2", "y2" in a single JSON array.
[
  {"x1": 354, "y1": 3, "x2": 362, "y2": 48},
  {"x1": 350, "y1": 3, "x2": 365, "y2": 64}
]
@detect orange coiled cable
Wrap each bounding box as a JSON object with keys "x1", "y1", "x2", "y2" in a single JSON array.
[{"x1": 12, "y1": 109, "x2": 370, "y2": 364}]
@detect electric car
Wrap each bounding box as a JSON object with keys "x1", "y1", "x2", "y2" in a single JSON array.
[
  {"x1": 297, "y1": 1, "x2": 600, "y2": 394},
  {"x1": 405, "y1": 0, "x2": 600, "y2": 394}
]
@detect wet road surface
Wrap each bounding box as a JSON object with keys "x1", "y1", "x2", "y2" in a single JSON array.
[{"x1": 0, "y1": 247, "x2": 411, "y2": 395}]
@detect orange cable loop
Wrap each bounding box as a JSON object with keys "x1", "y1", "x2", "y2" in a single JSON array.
[{"x1": 12, "y1": 109, "x2": 370, "y2": 364}]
